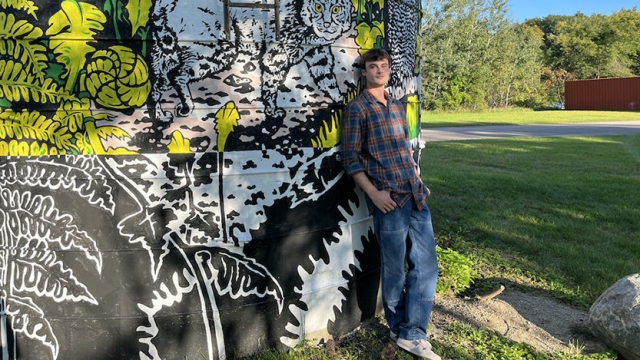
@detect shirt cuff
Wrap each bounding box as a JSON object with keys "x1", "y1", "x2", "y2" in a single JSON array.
[{"x1": 342, "y1": 163, "x2": 364, "y2": 176}]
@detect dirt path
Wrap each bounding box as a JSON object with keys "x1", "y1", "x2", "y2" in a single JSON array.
[{"x1": 430, "y1": 289, "x2": 608, "y2": 354}]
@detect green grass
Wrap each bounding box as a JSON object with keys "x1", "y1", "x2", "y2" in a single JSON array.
[
  {"x1": 423, "y1": 134, "x2": 640, "y2": 307},
  {"x1": 437, "y1": 322, "x2": 616, "y2": 360},
  {"x1": 422, "y1": 108, "x2": 640, "y2": 128},
  {"x1": 240, "y1": 317, "x2": 616, "y2": 360},
  {"x1": 237, "y1": 322, "x2": 415, "y2": 360}
]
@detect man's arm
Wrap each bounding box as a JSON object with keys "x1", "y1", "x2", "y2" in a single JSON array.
[
  {"x1": 351, "y1": 172, "x2": 396, "y2": 214},
  {"x1": 341, "y1": 100, "x2": 397, "y2": 214},
  {"x1": 340, "y1": 102, "x2": 364, "y2": 175}
]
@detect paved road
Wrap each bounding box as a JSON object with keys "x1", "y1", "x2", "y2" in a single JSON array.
[{"x1": 421, "y1": 120, "x2": 640, "y2": 142}]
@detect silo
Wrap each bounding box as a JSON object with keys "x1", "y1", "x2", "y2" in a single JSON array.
[{"x1": 0, "y1": 0, "x2": 422, "y2": 358}]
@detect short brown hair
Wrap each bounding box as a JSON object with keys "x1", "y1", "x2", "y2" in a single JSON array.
[{"x1": 360, "y1": 48, "x2": 391, "y2": 68}]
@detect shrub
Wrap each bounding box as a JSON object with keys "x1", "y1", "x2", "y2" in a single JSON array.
[{"x1": 436, "y1": 246, "x2": 477, "y2": 295}]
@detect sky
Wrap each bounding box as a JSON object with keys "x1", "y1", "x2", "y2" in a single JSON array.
[{"x1": 508, "y1": 0, "x2": 639, "y2": 23}]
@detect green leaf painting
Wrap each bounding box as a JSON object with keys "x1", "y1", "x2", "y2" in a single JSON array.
[
  {"x1": 126, "y1": 0, "x2": 152, "y2": 37},
  {"x1": 46, "y1": 0, "x2": 107, "y2": 93}
]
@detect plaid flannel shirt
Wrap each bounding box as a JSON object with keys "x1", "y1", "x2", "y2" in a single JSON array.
[{"x1": 340, "y1": 90, "x2": 428, "y2": 213}]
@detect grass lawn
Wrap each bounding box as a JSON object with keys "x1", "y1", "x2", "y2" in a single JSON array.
[
  {"x1": 422, "y1": 108, "x2": 640, "y2": 128},
  {"x1": 423, "y1": 134, "x2": 640, "y2": 307}
]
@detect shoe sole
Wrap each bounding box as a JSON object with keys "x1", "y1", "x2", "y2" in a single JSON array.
[{"x1": 396, "y1": 339, "x2": 439, "y2": 360}]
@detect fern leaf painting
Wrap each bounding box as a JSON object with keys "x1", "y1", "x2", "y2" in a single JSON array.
[
  {"x1": 125, "y1": 0, "x2": 152, "y2": 37},
  {"x1": 46, "y1": 0, "x2": 107, "y2": 93},
  {"x1": 85, "y1": 45, "x2": 151, "y2": 109},
  {"x1": 0, "y1": 157, "x2": 109, "y2": 359},
  {"x1": 0, "y1": 61, "x2": 72, "y2": 105},
  {"x1": 5, "y1": 296, "x2": 59, "y2": 359},
  {"x1": 0, "y1": 109, "x2": 74, "y2": 155},
  {"x1": 0, "y1": 0, "x2": 39, "y2": 18},
  {"x1": 0, "y1": 12, "x2": 48, "y2": 80},
  {"x1": 196, "y1": 250, "x2": 284, "y2": 313}
]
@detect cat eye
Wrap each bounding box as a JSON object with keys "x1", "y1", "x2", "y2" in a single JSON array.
[
  {"x1": 314, "y1": 3, "x2": 323, "y2": 12},
  {"x1": 331, "y1": 6, "x2": 340, "y2": 14}
]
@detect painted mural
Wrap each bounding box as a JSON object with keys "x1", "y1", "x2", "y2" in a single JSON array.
[{"x1": 0, "y1": 0, "x2": 421, "y2": 359}]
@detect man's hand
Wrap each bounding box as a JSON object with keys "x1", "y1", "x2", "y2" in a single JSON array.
[
  {"x1": 351, "y1": 172, "x2": 397, "y2": 213},
  {"x1": 369, "y1": 189, "x2": 397, "y2": 214}
]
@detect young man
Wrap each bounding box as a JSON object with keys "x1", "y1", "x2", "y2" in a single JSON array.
[{"x1": 340, "y1": 48, "x2": 440, "y2": 360}]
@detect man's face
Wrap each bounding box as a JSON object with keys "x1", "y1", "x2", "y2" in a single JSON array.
[{"x1": 361, "y1": 58, "x2": 390, "y2": 89}]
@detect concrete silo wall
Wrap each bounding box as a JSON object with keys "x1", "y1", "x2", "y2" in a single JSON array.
[{"x1": 0, "y1": 0, "x2": 421, "y2": 358}]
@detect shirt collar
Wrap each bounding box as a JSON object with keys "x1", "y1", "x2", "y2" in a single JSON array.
[{"x1": 363, "y1": 88, "x2": 391, "y2": 104}]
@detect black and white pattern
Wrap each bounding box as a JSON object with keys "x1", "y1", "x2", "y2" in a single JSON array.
[{"x1": 387, "y1": 0, "x2": 421, "y2": 98}]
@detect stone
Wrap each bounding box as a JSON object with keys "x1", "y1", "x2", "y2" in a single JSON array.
[{"x1": 588, "y1": 274, "x2": 640, "y2": 360}]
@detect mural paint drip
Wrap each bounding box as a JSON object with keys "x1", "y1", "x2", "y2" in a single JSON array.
[{"x1": 0, "y1": 0, "x2": 421, "y2": 358}]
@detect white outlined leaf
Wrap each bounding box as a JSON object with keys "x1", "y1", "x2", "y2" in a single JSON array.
[
  {"x1": 6, "y1": 296, "x2": 59, "y2": 359},
  {"x1": 195, "y1": 249, "x2": 284, "y2": 313},
  {"x1": 1, "y1": 189, "x2": 102, "y2": 271},
  {"x1": 0, "y1": 156, "x2": 117, "y2": 214},
  {"x1": 12, "y1": 251, "x2": 98, "y2": 305}
]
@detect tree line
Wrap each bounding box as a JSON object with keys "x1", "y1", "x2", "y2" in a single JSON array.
[{"x1": 420, "y1": 0, "x2": 640, "y2": 110}]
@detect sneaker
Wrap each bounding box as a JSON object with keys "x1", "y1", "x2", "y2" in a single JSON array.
[
  {"x1": 390, "y1": 331, "x2": 398, "y2": 341},
  {"x1": 392, "y1": 333, "x2": 431, "y2": 348},
  {"x1": 396, "y1": 338, "x2": 440, "y2": 360}
]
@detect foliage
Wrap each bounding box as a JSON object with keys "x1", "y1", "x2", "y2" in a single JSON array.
[
  {"x1": 0, "y1": 0, "x2": 38, "y2": 17},
  {"x1": 537, "y1": 9, "x2": 640, "y2": 79},
  {"x1": 85, "y1": 45, "x2": 151, "y2": 109},
  {"x1": 0, "y1": 12, "x2": 71, "y2": 105},
  {"x1": 104, "y1": 0, "x2": 151, "y2": 54},
  {"x1": 0, "y1": 109, "x2": 73, "y2": 155},
  {"x1": 540, "y1": 67, "x2": 575, "y2": 106},
  {"x1": 46, "y1": 0, "x2": 107, "y2": 93},
  {"x1": 436, "y1": 245, "x2": 477, "y2": 295},
  {"x1": 0, "y1": 12, "x2": 47, "y2": 77},
  {"x1": 406, "y1": 95, "x2": 420, "y2": 139},
  {"x1": 167, "y1": 131, "x2": 193, "y2": 154},
  {"x1": 423, "y1": 2, "x2": 640, "y2": 110},
  {"x1": 0, "y1": 60, "x2": 71, "y2": 104},
  {"x1": 125, "y1": 0, "x2": 152, "y2": 37},
  {"x1": 0, "y1": 0, "x2": 150, "y2": 155},
  {"x1": 486, "y1": 23, "x2": 545, "y2": 108},
  {"x1": 311, "y1": 88, "x2": 358, "y2": 148},
  {"x1": 421, "y1": 0, "x2": 544, "y2": 111}
]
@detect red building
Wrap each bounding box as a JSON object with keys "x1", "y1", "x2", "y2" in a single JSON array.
[{"x1": 565, "y1": 77, "x2": 640, "y2": 110}]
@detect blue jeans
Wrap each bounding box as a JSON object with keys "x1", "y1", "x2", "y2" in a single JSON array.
[{"x1": 373, "y1": 200, "x2": 438, "y2": 341}]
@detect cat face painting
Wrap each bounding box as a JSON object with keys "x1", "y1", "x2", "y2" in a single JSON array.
[
  {"x1": 0, "y1": 0, "x2": 422, "y2": 359},
  {"x1": 300, "y1": 0, "x2": 352, "y2": 40}
]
